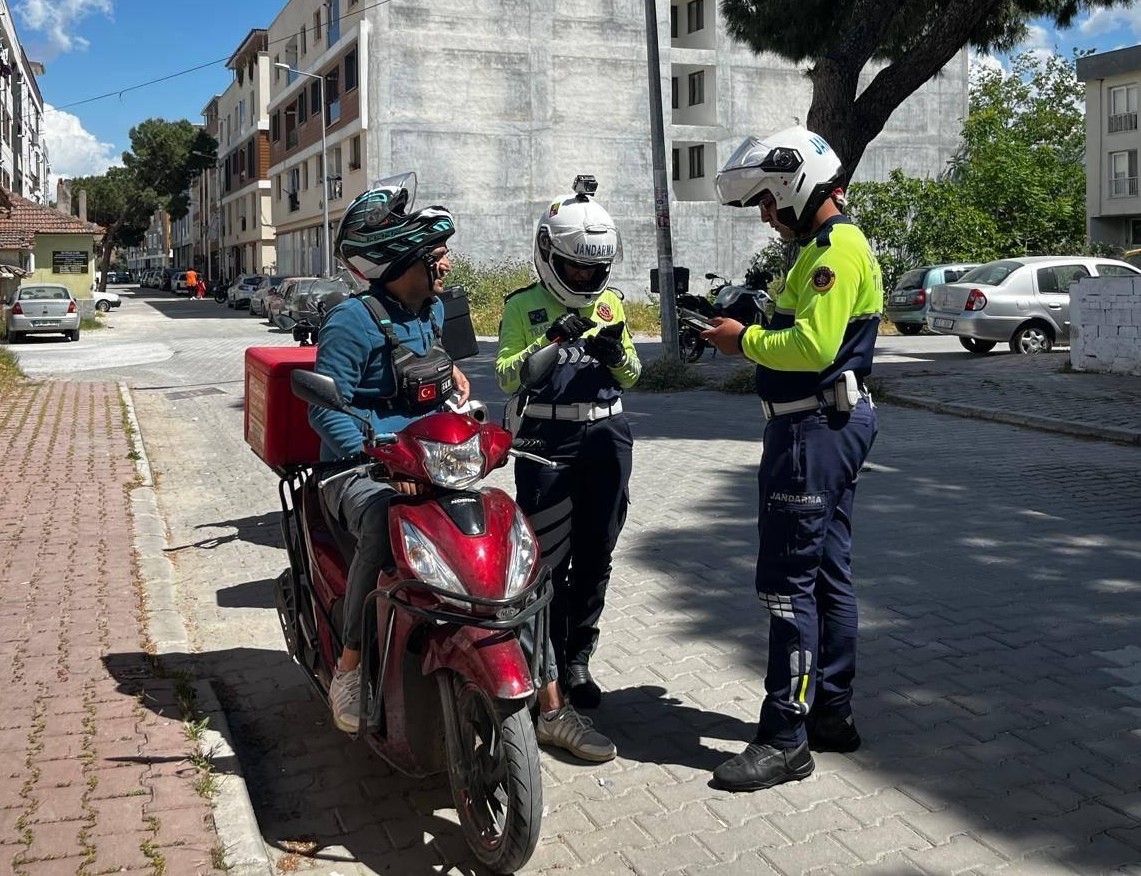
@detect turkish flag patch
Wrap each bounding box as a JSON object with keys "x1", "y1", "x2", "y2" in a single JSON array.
[
  {"x1": 596, "y1": 303, "x2": 613, "y2": 322},
  {"x1": 812, "y1": 266, "x2": 837, "y2": 293}
]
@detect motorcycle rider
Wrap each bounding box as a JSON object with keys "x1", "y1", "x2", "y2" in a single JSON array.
[
  {"x1": 701, "y1": 128, "x2": 881, "y2": 791},
  {"x1": 496, "y1": 177, "x2": 640, "y2": 713},
  {"x1": 310, "y1": 174, "x2": 614, "y2": 762}
]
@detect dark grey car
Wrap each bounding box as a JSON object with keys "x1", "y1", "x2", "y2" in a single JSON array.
[{"x1": 885, "y1": 263, "x2": 979, "y2": 335}]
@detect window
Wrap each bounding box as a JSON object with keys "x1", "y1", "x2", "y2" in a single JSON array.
[
  {"x1": 670, "y1": 4, "x2": 678, "y2": 38},
  {"x1": 688, "y1": 70, "x2": 704, "y2": 106},
  {"x1": 271, "y1": 112, "x2": 280, "y2": 142},
  {"x1": 328, "y1": 0, "x2": 340, "y2": 45},
  {"x1": 345, "y1": 48, "x2": 358, "y2": 91},
  {"x1": 313, "y1": 9, "x2": 322, "y2": 40},
  {"x1": 1110, "y1": 149, "x2": 1138, "y2": 198},
  {"x1": 671, "y1": 76, "x2": 678, "y2": 110},
  {"x1": 311, "y1": 81, "x2": 321, "y2": 112},
  {"x1": 1036, "y1": 264, "x2": 1089, "y2": 294},
  {"x1": 238, "y1": 99, "x2": 245, "y2": 131},
  {"x1": 1109, "y1": 84, "x2": 1139, "y2": 133},
  {"x1": 687, "y1": 0, "x2": 704, "y2": 33},
  {"x1": 1096, "y1": 263, "x2": 1140, "y2": 277},
  {"x1": 302, "y1": 159, "x2": 309, "y2": 190},
  {"x1": 273, "y1": 54, "x2": 280, "y2": 82},
  {"x1": 300, "y1": 25, "x2": 307, "y2": 56},
  {"x1": 297, "y1": 89, "x2": 308, "y2": 123},
  {"x1": 247, "y1": 144, "x2": 255, "y2": 179},
  {"x1": 672, "y1": 148, "x2": 680, "y2": 181},
  {"x1": 688, "y1": 144, "x2": 704, "y2": 179},
  {"x1": 349, "y1": 134, "x2": 361, "y2": 170},
  {"x1": 326, "y1": 70, "x2": 341, "y2": 123}
]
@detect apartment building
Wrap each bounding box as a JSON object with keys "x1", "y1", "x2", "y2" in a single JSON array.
[
  {"x1": 214, "y1": 29, "x2": 276, "y2": 279},
  {"x1": 0, "y1": 0, "x2": 47, "y2": 204},
  {"x1": 123, "y1": 211, "x2": 172, "y2": 275},
  {"x1": 1078, "y1": 46, "x2": 1141, "y2": 250},
  {"x1": 264, "y1": 0, "x2": 966, "y2": 289},
  {"x1": 267, "y1": 0, "x2": 366, "y2": 276}
]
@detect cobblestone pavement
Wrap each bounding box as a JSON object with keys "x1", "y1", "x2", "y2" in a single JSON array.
[
  {"x1": 14, "y1": 292, "x2": 1141, "y2": 874},
  {"x1": 0, "y1": 381, "x2": 223, "y2": 875}
]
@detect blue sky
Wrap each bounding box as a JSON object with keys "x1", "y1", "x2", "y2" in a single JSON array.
[{"x1": 23, "y1": 0, "x2": 1141, "y2": 192}]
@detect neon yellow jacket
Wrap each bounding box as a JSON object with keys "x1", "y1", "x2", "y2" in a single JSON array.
[
  {"x1": 740, "y1": 217, "x2": 881, "y2": 402},
  {"x1": 496, "y1": 282, "x2": 640, "y2": 403}
]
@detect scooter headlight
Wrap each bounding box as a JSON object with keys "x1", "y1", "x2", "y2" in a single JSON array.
[
  {"x1": 505, "y1": 509, "x2": 538, "y2": 599},
  {"x1": 416, "y1": 434, "x2": 484, "y2": 490},
  {"x1": 400, "y1": 520, "x2": 468, "y2": 602}
]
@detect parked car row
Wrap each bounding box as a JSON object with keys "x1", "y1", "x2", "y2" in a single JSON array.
[
  {"x1": 224, "y1": 272, "x2": 352, "y2": 332},
  {"x1": 885, "y1": 255, "x2": 1141, "y2": 354}
]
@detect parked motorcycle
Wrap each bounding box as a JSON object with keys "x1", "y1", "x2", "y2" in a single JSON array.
[
  {"x1": 266, "y1": 365, "x2": 553, "y2": 874},
  {"x1": 706, "y1": 266, "x2": 775, "y2": 327},
  {"x1": 210, "y1": 279, "x2": 229, "y2": 304}
]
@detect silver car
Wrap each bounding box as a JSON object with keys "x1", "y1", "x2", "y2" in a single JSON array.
[
  {"x1": 4, "y1": 283, "x2": 82, "y2": 342},
  {"x1": 927, "y1": 256, "x2": 1141, "y2": 354}
]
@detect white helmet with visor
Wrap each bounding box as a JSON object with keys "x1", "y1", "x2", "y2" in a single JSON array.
[{"x1": 534, "y1": 176, "x2": 622, "y2": 309}]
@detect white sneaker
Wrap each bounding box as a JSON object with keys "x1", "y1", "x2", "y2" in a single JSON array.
[{"x1": 330, "y1": 666, "x2": 361, "y2": 733}]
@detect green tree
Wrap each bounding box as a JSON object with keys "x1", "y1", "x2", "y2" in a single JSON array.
[
  {"x1": 720, "y1": 0, "x2": 1127, "y2": 174},
  {"x1": 952, "y1": 51, "x2": 1087, "y2": 255},
  {"x1": 842, "y1": 51, "x2": 1085, "y2": 289},
  {"x1": 74, "y1": 119, "x2": 217, "y2": 293}
]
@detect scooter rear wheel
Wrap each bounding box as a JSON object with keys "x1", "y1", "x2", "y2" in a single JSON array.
[
  {"x1": 441, "y1": 674, "x2": 542, "y2": 874},
  {"x1": 679, "y1": 327, "x2": 707, "y2": 363}
]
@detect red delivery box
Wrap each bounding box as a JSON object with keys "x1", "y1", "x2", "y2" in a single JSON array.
[{"x1": 245, "y1": 346, "x2": 321, "y2": 468}]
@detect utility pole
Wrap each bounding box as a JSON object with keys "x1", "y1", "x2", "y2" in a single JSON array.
[{"x1": 644, "y1": 0, "x2": 680, "y2": 361}]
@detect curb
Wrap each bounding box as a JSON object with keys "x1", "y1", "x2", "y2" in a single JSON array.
[
  {"x1": 875, "y1": 387, "x2": 1141, "y2": 446},
  {"x1": 119, "y1": 381, "x2": 274, "y2": 876}
]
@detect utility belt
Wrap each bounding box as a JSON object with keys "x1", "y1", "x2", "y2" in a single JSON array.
[
  {"x1": 524, "y1": 398, "x2": 623, "y2": 423},
  {"x1": 761, "y1": 371, "x2": 870, "y2": 419}
]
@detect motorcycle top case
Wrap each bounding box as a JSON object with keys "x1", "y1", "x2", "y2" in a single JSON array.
[{"x1": 244, "y1": 346, "x2": 321, "y2": 468}]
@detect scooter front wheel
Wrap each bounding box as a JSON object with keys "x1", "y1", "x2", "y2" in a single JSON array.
[
  {"x1": 679, "y1": 327, "x2": 707, "y2": 363},
  {"x1": 439, "y1": 673, "x2": 542, "y2": 874}
]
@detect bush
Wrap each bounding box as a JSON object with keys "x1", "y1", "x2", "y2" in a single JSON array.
[
  {"x1": 624, "y1": 301, "x2": 661, "y2": 336},
  {"x1": 448, "y1": 255, "x2": 535, "y2": 335},
  {"x1": 0, "y1": 347, "x2": 22, "y2": 395},
  {"x1": 633, "y1": 355, "x2": 706, "y2": 392},
  {"x1": 718, "y1": 364, "x2": 757, "y2": 394}
]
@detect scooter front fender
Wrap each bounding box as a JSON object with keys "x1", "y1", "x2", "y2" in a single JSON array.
[{"x1": 422, "y1": 625, "x2": 535, "y2": 701}]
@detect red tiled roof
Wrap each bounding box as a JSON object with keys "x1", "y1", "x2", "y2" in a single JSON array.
[{"x1": 0, "y1": 189, "x2": 103, "y2": 250}]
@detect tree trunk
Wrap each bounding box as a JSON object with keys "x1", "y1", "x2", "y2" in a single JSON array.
[{"x1": 97, "y1": 217, "x2": 124, "y2": 295}]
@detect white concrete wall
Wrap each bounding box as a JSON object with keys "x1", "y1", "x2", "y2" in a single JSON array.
[{"x1": 1071, "y1": 276, "x2": 1141, "y2": 375}]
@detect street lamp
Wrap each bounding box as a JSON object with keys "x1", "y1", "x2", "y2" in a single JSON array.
[{"x1": 275, "y1": 62, "x2": 331, "y2": 277}]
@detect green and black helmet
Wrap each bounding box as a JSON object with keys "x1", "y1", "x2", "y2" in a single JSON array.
[{"x1": 335, "y1": 172, "x2": 455, "y2": 282}]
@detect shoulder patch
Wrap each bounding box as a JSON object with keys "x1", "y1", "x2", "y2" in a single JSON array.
[
  {"x1": 528, "y1": 308, "x2": 548, "y2": 326},
  {"x1": 812, "y1": 266, "x2": 836, "y2": 294},
  {"x1": 595, "y1": 302, "x2": 614, "y2": 322}
]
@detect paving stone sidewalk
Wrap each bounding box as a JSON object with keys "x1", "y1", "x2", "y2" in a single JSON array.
[{"x1": 0, "y1": 382, "x2": 223, "y2": 876}]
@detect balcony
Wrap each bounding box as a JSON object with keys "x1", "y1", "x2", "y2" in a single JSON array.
[
  {"x1": 1109, "y1": 112, "x2": 1138, "y2": 134},
  {"x1": 327, "y1": 177, "x2": 343, "y2": 201},
  {"x1": 1109, "y1": 176, "x2": 1139, "y2": 198}
]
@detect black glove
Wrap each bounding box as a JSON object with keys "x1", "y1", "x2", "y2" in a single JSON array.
[
  {"x1": 584, "y1": 321, "x2": 627, "y2": 368},
  {"x1": 546, "y1": 312, "x2": 596, "y2": 343}
]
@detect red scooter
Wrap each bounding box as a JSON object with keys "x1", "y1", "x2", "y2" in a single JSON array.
[{"x1": 273, "y1": 368, "x2": 553, "y2": 874}]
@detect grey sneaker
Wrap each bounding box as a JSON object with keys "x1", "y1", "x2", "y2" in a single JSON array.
[
  {"x1": 537, "y1": 705, "x2": 616, "y2": 762},
  {"x1": 330, "y1": 666, "x2": 361, "y2": 733}
]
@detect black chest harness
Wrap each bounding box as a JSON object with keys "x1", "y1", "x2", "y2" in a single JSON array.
[{"x1": 362, "y1": 295, "x2": 455, "y2": 416}]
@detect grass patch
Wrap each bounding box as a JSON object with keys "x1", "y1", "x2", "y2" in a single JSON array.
[
  {"x1": 449, "y1": 255, "x2": 536, "y2": 336},
  {"x1": 624, "y1": 301, "x2": 661, "y2": 336},
  {"x1": 80, "y1": 315, "x2": 103, "y2": 331},
  {"x1": 0, "y1": 347, "x2": 22, "y2": 395},
  {"x1": 633, "y1": 356, "x2": 706, "y2": 392},
  {"x1": 718, "y1": 364, "x2": 757, "y2": 394}
]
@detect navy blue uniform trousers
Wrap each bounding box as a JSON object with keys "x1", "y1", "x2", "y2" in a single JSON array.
[
  {"x1": 755, "y1": 400, "x2": 878, "y2": 747},
  {"x1": 514, "y1": 414, "x2": 633, "y2": 682}
]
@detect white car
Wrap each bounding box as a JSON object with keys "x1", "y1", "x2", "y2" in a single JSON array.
[{"x1": 93, "y1": 288, "x2": 121, "y2": 312}]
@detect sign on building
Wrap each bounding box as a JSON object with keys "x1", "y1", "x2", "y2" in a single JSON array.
[{"x1": 52, "y1": 251, "x2": 89, "y2": 274}]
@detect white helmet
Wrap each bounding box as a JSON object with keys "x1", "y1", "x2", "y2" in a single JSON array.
[
  {"x1": 716, "y1": 126, "x2": 845, "y2": 236},
  {"x1": 534, "y1": 179, "x2": 622, "y2": 309}
]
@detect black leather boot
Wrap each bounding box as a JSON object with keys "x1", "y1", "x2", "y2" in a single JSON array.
[
  {"x1": 565, "y1": 663, "x2": 602, "y2": 709},
  {"x1": 806, "y1": 711, "x2": 861, "y2": 753},
  {"x1": 711, "y1": 741, "x2": 814, "y2": 792}
]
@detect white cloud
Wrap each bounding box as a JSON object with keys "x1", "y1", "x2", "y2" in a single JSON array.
[
  {"x1": 1078, "y1": 7, "x2": 1141, "y2": 39},
  {"x1": 969, "y1": 50, "x2": 1007, "y2": 80},
  {"x1": 42, "y1": 104, "x2": 119, "y2": 193},
  {"x1": 14, "y1": 0, "x2": 113, "y2": 54}
]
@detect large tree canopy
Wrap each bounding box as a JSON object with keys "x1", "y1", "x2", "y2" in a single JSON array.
[
  {"x1": 721, "y1": 0, "x2": 1128, "y2": 174},
  {"x1": 844, "y1": 52, "x2": 1087, "y2": 288},
  {"x1": 74, "y1": 118, "x2": 217, "y2": 292}
]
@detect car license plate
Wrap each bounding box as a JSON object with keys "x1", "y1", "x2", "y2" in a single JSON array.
[
  {"x1": 890, "y1": 295, "x2": 906, "y2": 305},
  {"x1": 32, "y1": 320, "x2": 60, "y2": 327},
  {"x1": 933, "y1": 318, "x2": 954, "y2": 329}
]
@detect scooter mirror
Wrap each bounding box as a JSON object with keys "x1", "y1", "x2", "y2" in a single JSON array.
[
  {"x1": 520, "y1": 342, "x2": 559, "y2": 390},
  {"x1": 291, "y1": 369, "x2": 347, "y2": 412},
  {"x1": 704, "y1": 272, "x2": 717, "y2": 280}
]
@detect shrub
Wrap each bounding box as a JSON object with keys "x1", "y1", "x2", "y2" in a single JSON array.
[
  {"x1": 633, "y1": 355, "x2": 706, "y2": 392},
  {"x1": 0, "y1": 347, "x2": 22, "y2": 396},
  {"x1": 449, "y1": 255, "x2": 535, "y2": 335},
  {"x1": 718, "y1": 364, "x2": 757, "y2": 394}
]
